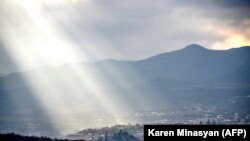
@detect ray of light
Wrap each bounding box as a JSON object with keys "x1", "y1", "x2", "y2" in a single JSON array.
[{"x1": 0, "y1": 0, "x2": 156, "y2": 136}]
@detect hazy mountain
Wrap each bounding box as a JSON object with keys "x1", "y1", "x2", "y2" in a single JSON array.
[
  {"x1": 134, "y1": 44, "x2": 250, "y2": 83},
  {"x1": 1, "y1": 44, "x2": 250, "y2": 106},
  {"x1": 0, "y1": 44, "x2": 250, "y2": 136},
  {"x1": 1, "y1": 44, "x2": 250, "y2": 89}
]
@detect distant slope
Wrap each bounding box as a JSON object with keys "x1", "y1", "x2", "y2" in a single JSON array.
[
  {"x1": 135, "y1": 44, "x2": 250, "y2": 82},
  {"x1": 1, "y1": 45, "x2": 250, "y2": 110},
  {"x1": 215, "y1": 60, "x2": 250, "y2": 84},
  {"x1": 1, "y1": 44, "x2": 250, "y2": 90}
]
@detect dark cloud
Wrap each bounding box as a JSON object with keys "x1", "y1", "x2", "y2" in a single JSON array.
[
  {"x1": 216, "y1": 0, "x2": 250, "y2": 8},
  {"x1": 78, "y1": 0, "x2": 249, "y2": 52},
  {"x1": 170, "y1": 0, "x2": 250, "y2": 8}
]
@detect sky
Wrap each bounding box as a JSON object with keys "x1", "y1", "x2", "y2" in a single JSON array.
[{"x1": 0, "y1": 0, "x2": 250, "y2": 73}]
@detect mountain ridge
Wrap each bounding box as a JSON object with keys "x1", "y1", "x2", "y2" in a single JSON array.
[
  {"x1": 2, "y1": 44, "x2": 250, "y2": 77},
  {"x1": 1, "y1": 44, "x2": 250, "y2": 88}
]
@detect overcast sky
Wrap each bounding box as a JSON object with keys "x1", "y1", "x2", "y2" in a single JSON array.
[{"x1": 0, "y1": 0, "x2": 250, "y2": 73}]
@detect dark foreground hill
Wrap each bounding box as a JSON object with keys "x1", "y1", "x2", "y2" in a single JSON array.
[{"x1": 0, "y1": 133, "x2": 85, "y2": 141}]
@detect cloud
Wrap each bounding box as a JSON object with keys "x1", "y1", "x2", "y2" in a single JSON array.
[
  {"x1": 52, "y1": 0, "x2": 249, "y2": 57},
  {"x1": 0, "y1": 0, "x2": 250, "y2": 72}
]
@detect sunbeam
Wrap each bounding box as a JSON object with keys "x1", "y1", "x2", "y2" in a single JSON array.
[
  {"x1": 0, "y1": 0, "x2": 155, "y2": 137},
  {"x1": 2, "y1": 0, "x2": 249, "y2": 139}
]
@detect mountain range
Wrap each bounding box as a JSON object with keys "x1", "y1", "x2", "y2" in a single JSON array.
[
  {"x1": 1, "y1": 44, "x2": 250, "y2": 87},
  {"x1": 0, "y1": 44, "x2": 250, "y2": 135}
]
